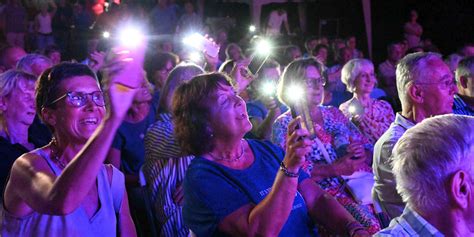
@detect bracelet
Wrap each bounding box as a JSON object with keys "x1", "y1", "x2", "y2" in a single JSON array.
[
  {"x1": 345, "y1": 221, "x2": 366, "y2": 237},
  {"x1": 279, "y1": 161, "x2": 299, "y2": 178}
]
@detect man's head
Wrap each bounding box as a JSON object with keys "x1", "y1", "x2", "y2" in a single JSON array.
[
  {"x1": 16, "y1": 54, "x2": 53, "y2": 77},
  {"x1": 396, "y1": 52, "x2": 457, "y2": 117},
  {"x1": 393, "y1": 114, "x2": 474, "y2": 217},
  {"x1": 459, "y1": 43, "x2": 474, "y2": 57},
  {"x1": 455, "y1": 56, "x2": 474, "y2": 98},
  {"x1": 387, "y1": 42, "x2": 403, "y2": 63},
  {"x1": 1, "y1": 46, "x2": 27, "y2": 70}
]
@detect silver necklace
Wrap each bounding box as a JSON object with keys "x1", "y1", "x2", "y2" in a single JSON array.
[
  {"x1": 50, "y1": 138, "x2": 67, "y2": 169},
  {"x1": 208, "y1": 140, "x2": 245, "y2": 162}
]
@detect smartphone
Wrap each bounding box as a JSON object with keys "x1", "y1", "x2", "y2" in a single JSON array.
[
  {"x1": 184, "y1": 33, "x2": 219, "y2": 58},
  {"x1": 248, "y1": 53, "x2": 269, "y2": 77},
  {"x1": 289, "y1": 101, "x2": 316, "y2": 139}
]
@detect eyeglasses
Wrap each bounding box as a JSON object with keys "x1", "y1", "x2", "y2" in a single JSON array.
[
  {"x1": 48, "y1": 91, "x2": 106, "y2": 107},
  {"x1": 414, "y1": 76, "x2": 456, "y2": 89},
  {"x1": 305, "y1": 77, "x2": 326, "y2": 88}
]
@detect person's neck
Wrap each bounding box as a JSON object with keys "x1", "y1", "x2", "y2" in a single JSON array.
[
  {"x1": 458, "y1": 93, "x2": 474, "y2": 109},
  {"x1": 401, "y1": 105, "x2": 427, "y2": 124},
  {"x1": 53, "y1": 135, "x2": 84, "y2": 164},
  {"x1": 419, "y1": 208, "x2": 474, "y2": 236},
  {"x1": 3, "y1": 121, "x2": 29, "y2": 145},
  {"x1": 388, "y1": 58, "x2": 398, "y2": 66},
  {"x1": 209, "y1": 136, "x2": 243, "y2": 160},
  {"x1": 309, "y1": 104, "x2": 323, "y2": 124},
  {"x1": 354, "y1": 93, "x2": 371, "y2": 106}
]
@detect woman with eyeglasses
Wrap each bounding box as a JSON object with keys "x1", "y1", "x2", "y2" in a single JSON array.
[
  {"x1": 1, "y1": 62, "x2": 138, "y2": 236},
  {"x1": 271, "y1": 58, "x2": 381, "y2": 235},
  {"x1": 174, "y1": 72, "x2": 369, "y2": 237},
  {"x1": 339, "y1": 59, "x2": 395, "y2": 145}
]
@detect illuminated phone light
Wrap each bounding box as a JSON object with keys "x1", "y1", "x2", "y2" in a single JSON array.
[
  {"x1": 182, "y1": 33, "x2": 203, "y2": 46},
  {"x1": 287, "y1": 85, "x2": 305, "y2": 103},
  {"x1": 119, "y1": 26, "x2": 144, "y2": 48},
  {"x1": 189, "y1": 51, "x2": 201, "y2": 62},
  {"x1": 261, "y1": 81, "x2": 276, "y2": 96},
  {"x1": 256, "y1": 39, "x2": 272, "y2": 56},
  {"x1": 249, "y1": 25, "x2": 256, "y2": 32},
  {"x1": 348, "y1": 105, "x2": 357, "y2": 115},
  {"x1": 102, "y1": 31, "x2": 110, "y2": 39}
]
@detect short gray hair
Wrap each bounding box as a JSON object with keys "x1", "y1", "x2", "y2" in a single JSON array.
[
  {"x1": 455, "y1": 56, "x2": 474, "y2": 83},
  {"x1": 396, "y1": 52, "x2": 442, "y2": 106},
  {"x1": 392, "y1": 114, "x2": 474, "y2": 214},
  {"x1": 0, "y1": 69, "x2": 37, "y2": 99},
  {"x1": 341, "y1": 58, "x2": 374, "y2": 92},
  {"x1": 16, "y1": 54, "x2": 52, "y2": 75}
]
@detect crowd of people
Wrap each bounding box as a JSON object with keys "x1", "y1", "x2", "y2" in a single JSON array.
[{"x1": 0, "y1": 0, "x2": 474, "y2": 236}]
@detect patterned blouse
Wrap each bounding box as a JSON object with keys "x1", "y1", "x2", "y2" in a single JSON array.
[
  {"x1": 339, "y1": 98, "x2": 395, "y2": 145},
  {"x1": 272, "y1": 106, "x2": 381, "y2": 234},
  {"x1": 272, "y1": 106, "x2": 373, "y2": 189}
]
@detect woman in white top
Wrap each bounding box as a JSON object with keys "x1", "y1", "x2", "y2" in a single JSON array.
[{"x1": 35, "y1": 0, "x2": 56, "y2": 51}]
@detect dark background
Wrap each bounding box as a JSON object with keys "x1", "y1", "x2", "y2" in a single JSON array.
[{"x1": 208, "y1": 0, "x2": 474, "y2": 64}]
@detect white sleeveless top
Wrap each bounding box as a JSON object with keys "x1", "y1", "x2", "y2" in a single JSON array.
[
  {"x1": 0, "y1": 148, "x2": 125, "y2": 237},
  {"x1": 36, "y1": 13, "x2": 52, "y2": 34}
]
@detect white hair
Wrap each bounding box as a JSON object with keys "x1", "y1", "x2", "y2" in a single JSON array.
[
  {"x1": 455, "y1": 56, "x2": 474, "y2": 82},
  {"x1": 392, "y1": 114, "x2": 474, "y2": 214},
  {"x1": 396, "y1": 52, "x2": 442, "y2": 106},
  {"x1": 341, "y1": 58, "x2": 374, "y2": 92},
  {"x1": 16, "y1": 54, "x2": 52, "y2": 75}
]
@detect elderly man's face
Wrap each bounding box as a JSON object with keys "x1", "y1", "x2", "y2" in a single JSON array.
[{"x1": 416, "y1": 59, "x2": 458, "y2": 116}]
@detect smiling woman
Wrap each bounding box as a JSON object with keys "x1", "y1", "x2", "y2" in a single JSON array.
[
  {"x1": 172, "y1": 72, "x2": 368, "y2": 237},
  {"x1": 1, "y1": 62, "x2": 138, "y2": 236}
]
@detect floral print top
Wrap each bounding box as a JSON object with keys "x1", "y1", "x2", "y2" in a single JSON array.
[
  {"x1": 271, "y1": 106, "x2": 373, "y2": 190},
  {"x1": 339, "y1": 98, "x2": 395, "y2": 145}
]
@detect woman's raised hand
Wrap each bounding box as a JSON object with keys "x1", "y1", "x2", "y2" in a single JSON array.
[
  {"x1": 102, "y1": 47, "x2": 145, "y2": 120},
  {"x1": 283, "y1": 117, "x2": 313, "y2": 173}
]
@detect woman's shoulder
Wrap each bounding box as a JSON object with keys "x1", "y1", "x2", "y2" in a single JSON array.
[{"x1": 373, "y1": 99, "x2": 393, "y2": 111}]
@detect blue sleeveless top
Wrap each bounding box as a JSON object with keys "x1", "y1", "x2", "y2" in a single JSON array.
[{"x1": 1, "y1": 148, "x2": 125, "y2": 237}]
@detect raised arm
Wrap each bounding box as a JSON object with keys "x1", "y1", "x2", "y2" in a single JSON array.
[
  {"x1": 218, "y1": 118, "x2": 312, "y2": 236},
  {"x1": 5, "y1": 52, "x2": 143, "y2": 216}
]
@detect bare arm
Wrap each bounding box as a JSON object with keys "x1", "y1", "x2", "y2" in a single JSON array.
[
  {"x1": 119, "y1": 188, "x2": 137, "y2": 237},
  {"x1": 299, "y1": 179, "x2": 368, "y2": 236},
  {"x1": 250, "y1": 107, "x2": 280, "y2": 140},
  {"x1": 4, "y1": 52, "x2": 142, "y2": 216},
  {"x1": 218, "y1": 118, "x2": 312, "y2": 236}
]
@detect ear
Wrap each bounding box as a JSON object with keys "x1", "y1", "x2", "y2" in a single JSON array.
[
  {"x1": 41, "y1": 107, "x2": 57, "y2": 127},
  {"x1": 459, "y1": 76, "x2": 468, "y2": 89},
  {"x1": 407, "y1": 84, "x2": 424, "y2": 104},
  {"x1": 449, "y1": 170, "x2": 472, "y2": 210}
]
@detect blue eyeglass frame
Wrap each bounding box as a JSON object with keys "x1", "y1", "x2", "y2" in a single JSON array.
[{"x1": 47, "y1": 91, "x2": 106, "y2": 107}]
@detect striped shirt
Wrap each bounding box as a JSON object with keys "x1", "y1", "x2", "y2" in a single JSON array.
[
  {"x1": 143, "y1": 113, "x2": 194, "y2": 237},
  {"x1": 453, "y1": 94, "x2": 474, "y2": 116},
  {"x1": 375, "y1": 207, "x2": 444, "y2": 237}
]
